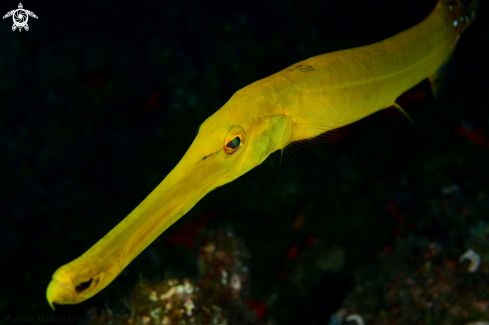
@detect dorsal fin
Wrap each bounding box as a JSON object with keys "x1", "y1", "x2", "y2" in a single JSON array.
[{"x1": 392, "y1": 103, "x2": 414, "y2": 126}]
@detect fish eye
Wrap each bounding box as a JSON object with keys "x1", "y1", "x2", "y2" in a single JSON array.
[
  {"x1": 223, "y1": 125, "x2": 246, "y2": 155},
  {"x1": 224, "y1": 136, "x2": 242, "y2": 154},
  {"x1": 227, "y1": 137, "x2": 240, "y2": 149}
]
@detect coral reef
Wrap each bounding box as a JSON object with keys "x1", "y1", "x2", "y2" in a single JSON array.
[
  {"x1": 88, "y1": 278, "x2": 227, "y2": 325},
  {"x1": 331, "y1": 231, "x2": 489, "y2": 324},
  {"x1": 87, "y1": 229, "x2": 254, "y2": 325}
]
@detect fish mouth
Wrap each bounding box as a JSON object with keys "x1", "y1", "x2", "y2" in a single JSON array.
[
  {"x1": 47, "y1": 281, "x2": 72, "y2": 310},
  {"x1": 46, "y1": 270, "x2": 79, "y2": 309},
  {"x1": 46, "y1": 261, "x2": 111, "y2": 309}
]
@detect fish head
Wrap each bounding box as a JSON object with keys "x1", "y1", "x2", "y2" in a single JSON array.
[{"x1": 196, "y1": 91, "x2": 287, "y2": 182}]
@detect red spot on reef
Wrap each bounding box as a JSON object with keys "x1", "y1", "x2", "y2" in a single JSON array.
[
  {"x1": 455, "y1": 126, "x2": 466, "y2": 137},
  {"x1": 386, "y1": 199, "x2": 412, "y2": 237},
  {"x1": 286, "y1": 245, "x2": 299, "y2": 260},
  {"x1": 382, "y1": 245, "x2": 392, "y2": 255},
  {"x1": 167, "y1": 209, "x2": 221, "y2": 248},
  {"x1": 455, "y1": 125, "x2": 489, "y2": 151},
  {"x1": 246, "y1": 300, "x2": 267, "y2": 320},
  {"x1": 447, "y1": 260, "x2": 457, "y2": 270},
  {"x1": 127, "y1": 90, "x2": 164, "y2": 120},
  {"x1": 387, "y1": 200, "x2": 397, "y2": 213},
  {"x1": 139, "y1": 90, "x2": 162, "y2": 112},
  {"x1": 475, "y1": 301, "x2": 489, "y2": 311},
  {"x1": 306, "y1": 235, "x2": 316, "y2": 246},
  {"x1": 80, "y1": 71, "x2": 110, "y2": 89},
  {"x1": 293, "y1": 213, "x2": 305, "y2": 231}
]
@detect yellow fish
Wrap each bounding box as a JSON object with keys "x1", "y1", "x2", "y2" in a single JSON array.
[{"x1": 47, "y1": 0, "x2": 477, "y2": 308}]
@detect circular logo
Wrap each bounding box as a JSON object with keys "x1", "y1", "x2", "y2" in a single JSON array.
[{"x1": 13, "y1": 9, "x2": 28, "y2": 27}]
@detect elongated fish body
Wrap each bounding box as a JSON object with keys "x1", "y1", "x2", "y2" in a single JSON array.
[
  {"x1": 242, "y1": 0, "x2": 477, "y2": 143},
  {"x1": 46, "y1": 0, "x2": 477, "y2": 308}
]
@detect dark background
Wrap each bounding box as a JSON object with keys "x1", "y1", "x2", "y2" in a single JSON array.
[{"x1": 1, "y1": 0, "x2": 488, "y2": 324}]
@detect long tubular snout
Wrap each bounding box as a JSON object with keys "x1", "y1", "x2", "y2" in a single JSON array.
[{"x1": 46, "y1": 146, "x2": 223, "y2": 308}]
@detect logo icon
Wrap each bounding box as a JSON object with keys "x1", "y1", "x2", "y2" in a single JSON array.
[{"x1": 3, "y1": 3, "x2": 37, "y2": 32}]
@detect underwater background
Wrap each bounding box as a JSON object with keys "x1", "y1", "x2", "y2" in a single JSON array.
[{"x1": 1, "y1": 0, "x2": 488, "y2": 324}]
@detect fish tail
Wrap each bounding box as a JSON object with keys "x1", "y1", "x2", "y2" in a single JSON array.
[
  {"x1": 440, "y1": 0, "x2": 478, "y2": 31},
  {"x1": 460, "y1": 0, "x2": 478, "y2": 28},
  {"x1": 428, "y1": 0, "x2": 478, "y2": 97}
]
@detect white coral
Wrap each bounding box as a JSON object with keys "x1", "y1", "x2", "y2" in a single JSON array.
[
  {"x1": 346, "y1": 314, "x2": 364, "y2": 325},
  {"x1": 459, "y1": 249, "x2": 481, "y2": 273}
]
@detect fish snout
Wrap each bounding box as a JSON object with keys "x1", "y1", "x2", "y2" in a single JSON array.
[
  {"x1": 46, "y1": 265, "x2": 103, "y2": 309},
  {"x1": 46, "y1": 276, "x2": 77, "y2": 310}
]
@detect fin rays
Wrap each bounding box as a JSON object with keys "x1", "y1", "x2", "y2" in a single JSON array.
[{"x1": 279, "y1": 121, "x2": 341, "y2": 168}]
